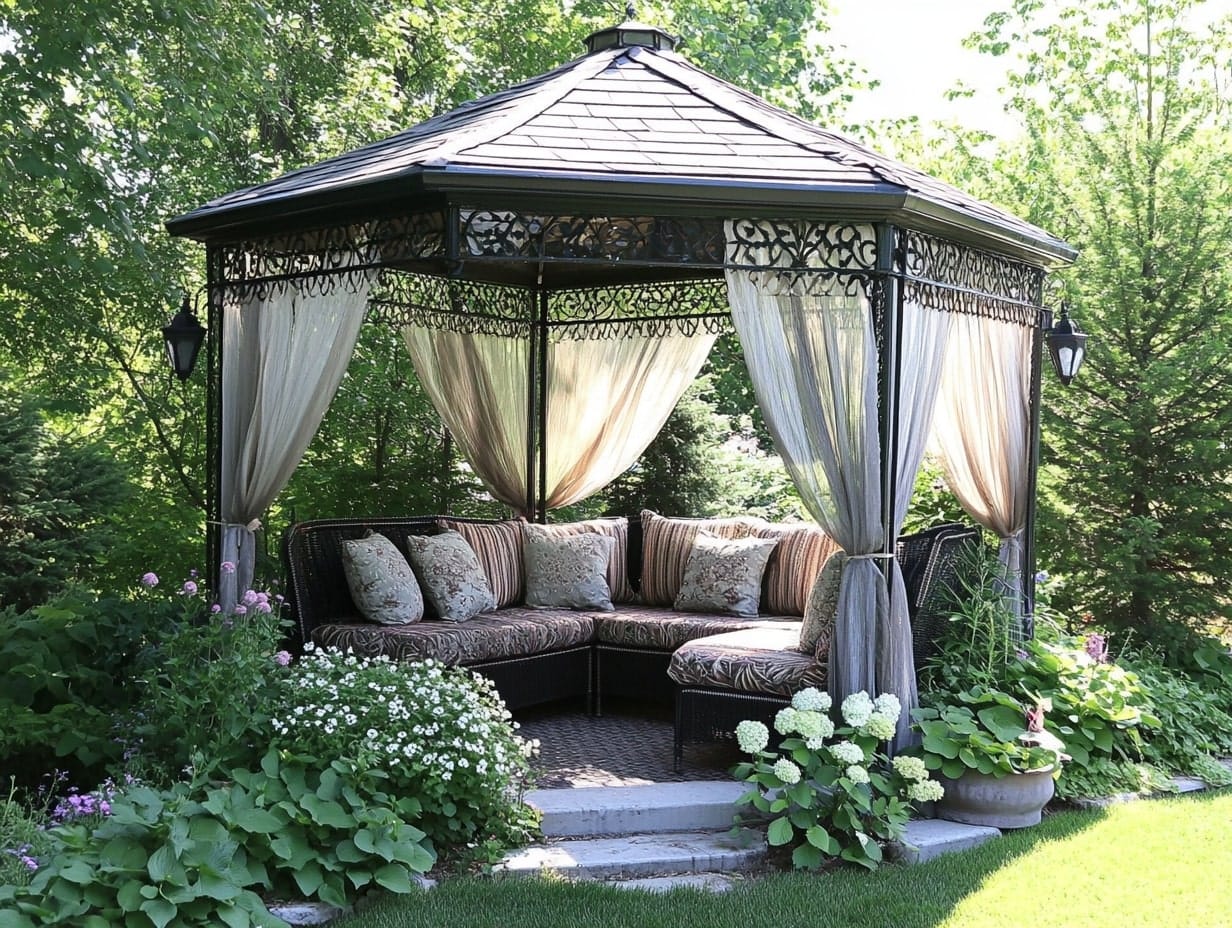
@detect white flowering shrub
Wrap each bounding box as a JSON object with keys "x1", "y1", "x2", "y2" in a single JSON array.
[
  {"x1": 271, "y1": 645, "x2": 538, "y2": 854},
  {"x1": 732, "y1": 689, "x2": 945, "y2": 871}
]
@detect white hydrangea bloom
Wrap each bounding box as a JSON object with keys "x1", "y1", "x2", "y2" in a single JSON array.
[
  {"x1": 859, "y1": 713, "x2": 897, "y2": 742},
  {"x1": 841, "y1": 692, "x2": 874, "y2": 728},
  {"x1": 805, "y1": 735, "x2": 828, "y2": 751},
  {"x1": 774, "y1": 707, "x2": 800, "y2": 735},
  {"x1": 829, "y1": 740, "x2": 866, "y2": 765},
  {"x1": 735, "y1": 720, "x2": 770, "y2": 754},
  {"x1": 773, "y1": 758, "x2": 802, "y2": 785},
  {"x1": 792, "y1": 709, "x2": 827, "y2": 740},
  {"x1": 845, "y1": 765, "x2": 870, "y2": 784},
  {"x1": 791, "y1": 687, "x2": 831, "y2": 712},
  {"x1": 907, "y1": 779, "x2": 945, "y2": 803},
  {"x1": 873, "y1": 693, "x2": 902, "y2": 722},
  {"x1": 892, "y1": 755, "x2": 929, "y2": 782}
]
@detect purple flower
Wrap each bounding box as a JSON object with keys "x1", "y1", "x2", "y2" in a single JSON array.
[
  {"x1": 221, "y1": 561, "x2": 236, "y2": 575},
  {"x1": 233, "y1": 605, "x2": 248, "y2": 616},
  {"x1": 182, "y1": 580, "x2": 199, "y2": 596},
  {"x1": 1085, "y1": 633, "x2": 1109, "y2": 663},
  {"x1": 274, "y1": 650, "x2": 292, "y2": 667},
  {"x1": 210, "y1": 604, "x2": 222, "y2": 614},
  {"x1": 140, "y1": 572, "x2": 159, "y2": 588},
  {"x1": 1015, "y1": 648, "x2": 1029, "y2": 661},
  {"x1": 189, "y1": 568, "x2": 199, "y2": 578},
  {"x1": 255, "y1": 601, "x2": 272, "y2": 614},
  {"x1": 274, "y1": 594, "x2": 285, "y2": 604},
  {"x1": 1034, "y1": 570, "x2": 1049, "y2": 584},
  {"x1": 241, "y1": 589, "x2": 259, "y2": 607}
]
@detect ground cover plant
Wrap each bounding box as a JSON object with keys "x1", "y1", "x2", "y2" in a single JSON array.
[{"x1": 327, "y1": 791, "x2": 1232, "y2": 928}]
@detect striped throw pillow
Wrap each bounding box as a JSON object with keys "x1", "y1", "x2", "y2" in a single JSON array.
[
  {"x1": 639, "y1": 510, "x2": 765, "y2": 608},
  {"x1": 536, "y1": 517, "x2": 635, "y2": 604},
  {"x1": 756, "y1": 522, "x2": 841, "y2": 617},
  {"x1": 436, "y1": 519, "x2": 524, "y2": 609}
]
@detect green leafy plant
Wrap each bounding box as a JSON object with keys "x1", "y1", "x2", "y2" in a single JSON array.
[
  {"x1": 203, "y1": 748, "x2": 435, "y2": 907},
  {"x1": 913, "y1": 688, "x2": 1065, "y2": 779},
  {"x1": 733, "y1": 689, "x2": 944, "y2": 871},
  {"x1": 270, "y1": 646, "x2": 538, "y2": 856},
  {"x1": 131, "y1": 573, "x2": 288, "y2": 782},
  {"x1": 0, "y1": 778, "x2": 59, "y2": 888}
]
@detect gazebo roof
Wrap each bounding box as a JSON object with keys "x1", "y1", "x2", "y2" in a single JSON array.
[{"x1": 167, "y1": 26, "x2": 1074, "y2": 267}]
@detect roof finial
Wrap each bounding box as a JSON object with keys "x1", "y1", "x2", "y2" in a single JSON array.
[{"x1": 625, "y1": 2, "x2": 635, "y2": 20}]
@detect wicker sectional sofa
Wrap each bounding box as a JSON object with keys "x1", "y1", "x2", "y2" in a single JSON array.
[{"x1": 282, "y1": 512, "x2": 979, "y2": 765}]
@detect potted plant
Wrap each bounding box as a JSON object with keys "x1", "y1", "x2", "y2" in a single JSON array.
[{"x1": 912, "y1": 686, "x2": 1067, "y2": 828}]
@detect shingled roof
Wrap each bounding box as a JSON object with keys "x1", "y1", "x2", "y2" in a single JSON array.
[{"x1": 167, "y1": 26, "x2": 1074, "y2": 266}]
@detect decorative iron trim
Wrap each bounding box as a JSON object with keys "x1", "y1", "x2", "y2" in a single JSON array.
[
  {"x1": 899, "y1": 230, "x2": 1044, "y2": 325},
  {"x1": 368, "y1": 273, "x2": 534, "y2": 337},
  {"x1": 461, "y1": 210, "x2": 726, "y2": 266},
  {"x1": 726, "y1": 219, "x2": 879, "y2": 271},
  {"x1": 215, "y1": 213, "x2": 447, "y2": 301}
]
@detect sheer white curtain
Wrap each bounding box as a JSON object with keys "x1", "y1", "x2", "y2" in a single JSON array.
[
  {"x1": 726, "y1": 222, "x2": 953, "y2": 747},
  {"x1": 402, "y1": 326, "x2": 530, "y2": 510},
  {"x1": 403, "y1": 323, "x2": 716, "y2": 514},
  {"x1": 220, "y1": 271, "x2": 373, "y2": 608},
  {"x1": 931, "y1": 312, "x2": 1033, "y2": 610},
  {"x1": 543, "y1": 331, "x2": 716, "y2": 508}
]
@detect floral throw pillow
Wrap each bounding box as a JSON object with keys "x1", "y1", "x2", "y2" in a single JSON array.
[
  {"x1": 404, "y1": 530, "x2": 497, "y2": 622},
  {"x1": 523, "y1": 524, "x2": 616, "y2": 612},
  {"x1": 799, "y1": 551, "x2": 845, "y2": 657},
  {"x1": 674, "y1": 531, "x2": 779, "y2": 617},
  {"x1": 341, "y1": 531, "x2": 424, "y2": 625}
]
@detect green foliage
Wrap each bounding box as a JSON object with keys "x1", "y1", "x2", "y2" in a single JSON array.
[
  {"x1": 913, "y1": 691, "x2": 1064, "y2": 779},
  {"x1": 0, "y1": 372, "x2": 130, "y2": 611},
  {"x1": 0, "y1": 779, "x2": 57, "y2": 888},
  {"x1": 270, "y1": 647, "x2": 538, "y2": 856},
  {"x1": 204, "y1": 750, "x2": 435, "y2": 907},
  {"x1": 131, "y1": 585, "x2": 288, "y2": 783},
  {"x1": 966, "y1": 0, "x2": 1232, "y2": 636},
  {"x1": 0, "y1": 590, "x2": 165, "y2": 787},
  {"x1": 918, "y1": 548, "x2": 1019, "y2": 695},
  {"x1": 900, "y1": 457, "x2": 968, "y2": 536},
  {"x1": 733, "y1": 690, "x2": 938, "y2": 871}
]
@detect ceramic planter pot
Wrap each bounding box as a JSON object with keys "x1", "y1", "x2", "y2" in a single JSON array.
[{"x1": 936, "y1": 767, "x2": 1055, "y2": 829}]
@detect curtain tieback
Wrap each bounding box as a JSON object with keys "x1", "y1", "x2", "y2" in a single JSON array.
[
  {"x1": 844, "y1": 552, "x2": 895, "y2": 561},
  {"x1": 209, "y1": 519, "x2": 264, "y2": 532}
]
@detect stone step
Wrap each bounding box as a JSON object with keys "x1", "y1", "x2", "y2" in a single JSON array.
[
  {"x1": 893, "y1": 818, "x2": 1002, "y2": 865},
  {"x1": 495, "y1": 829, "x2": 764, "y2": 880},
  {"x1": 528, "y1": 782, "x2": 748, "y2": 837},
  {"x1": 607, "y1": 872, "x2": 738, "y2": 893}
]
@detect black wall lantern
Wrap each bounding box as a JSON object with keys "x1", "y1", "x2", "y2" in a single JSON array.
[
  {"x1": 162, "y1": 295, "x2": 207, "y2": 381},
  {"x1": 1045, "y1": 303, "x2": 1088, "y2": 386}
]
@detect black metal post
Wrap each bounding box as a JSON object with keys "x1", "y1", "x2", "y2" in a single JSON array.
[
  {"x1": 875, "y1": 224, "x2": 903, "y2": 581},
  {"x1": 536, "y1": 288, "x2": 550, "y2": 523},
  {"x1": 205, "y1": 245, "x2": 224, "y2": 591},
  {"x1": 1023, "y1": 302, "x2": 1051, "y2": 639},
  {"x1": 524, "y1": 291, "x2": 539, "y2": 520}
]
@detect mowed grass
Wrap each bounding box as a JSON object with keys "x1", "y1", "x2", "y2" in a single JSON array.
[{"x1": 335, "y1": 791, "x2": 1232, "y2": 928}]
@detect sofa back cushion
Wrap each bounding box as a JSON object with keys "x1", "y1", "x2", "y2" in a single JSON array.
[
  {"x1": 674, "y1": 531, "x2": 779, "y2": 617},
  {"x1": 639, "y1": 510, "x2": 764, "y2": 607},
  {"x1": 404, "y1": 529, "x2": 497, "y2": 622},
  {"x1": 523, "y1": 523, "x2": 616, "y2": 612},
  {"x1": 341, "y1": 531, "x2": 425, "y2": 626},
  {"x1": 756, "y1": 522, "x2": 841, "y2": 617},
  {"x1": 437, "y1": 518, "x2": 524, "y2": 609},
  {"x1": 536, "y1": 517, "x2": 635, "y2": 603}
]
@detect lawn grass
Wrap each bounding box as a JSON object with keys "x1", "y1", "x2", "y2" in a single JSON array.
[{"x1": 335, "y1": 791, "x2": 1232, "y2": 928}]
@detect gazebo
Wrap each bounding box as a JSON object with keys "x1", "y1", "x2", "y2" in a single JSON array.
[{"x1": 166, "y1": 16, "x2": 1077, "y2": 745}]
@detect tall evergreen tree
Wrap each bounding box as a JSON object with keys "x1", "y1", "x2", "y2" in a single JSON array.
[{"x1": 972, "y1": 0, "x2": 1232, "y2": 642}]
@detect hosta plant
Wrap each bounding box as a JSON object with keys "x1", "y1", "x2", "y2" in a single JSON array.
[{"x1": 733, "y1": 688, "x2": 944, "y2": 871}]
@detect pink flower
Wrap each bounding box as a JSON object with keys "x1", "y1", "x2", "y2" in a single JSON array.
[
  {"x1": 1026, "y1": 704, "x2": 1046, "y2": 733},
  {"x1": 242, "y1": 589, "x2": 259, "y2": 607},
  {"x1": 140, "y1": 572, "x2": 159, "y2": 588},
  {"x1": 1085, "y1": 634, "x2": 1108, "y2": 663},
  {"x1": 233, "y1": 605, "x2": 248, "y2": 616},
  {"x1": 274, "y1": 650, "x2": 292, "y2": 667},
  {"x1": 181, "y1": 580, "x2": 199, "y2": 596},
  {"x1": 210, "y1": 604, "x2": 222, "y2": 614},
  {"x1": 255, "y1": 601, "x2": 272, "y2": 614},
  {"x1": 221, "y1": 561, "x2": 236, "y2": 575}
]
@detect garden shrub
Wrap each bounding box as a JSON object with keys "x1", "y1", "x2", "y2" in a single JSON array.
[
  {"x1": 269, "y1": 646, "x2": 538, "y2": 856},
  {"x1": 733, "y1": 689, "x2": 944, "y2": 871},
  {"x1": 0, "y1": 590, "x2": 164, "y2": 787},
  {"x1": 129, "y1": 575, "x2": 287, "y2": 783},
  {"x1": 0, "y1": 779, "x2": 58, "y2": 889}
]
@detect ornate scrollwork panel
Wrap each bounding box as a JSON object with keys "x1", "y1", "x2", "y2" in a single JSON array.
[
  {"x1": 726, "y1": 219, "x2": 878, "y2": 271},
  {"x1": 368, "y1": 272, "x2": 534, "y2": 337},
  {"x1": 899, "y1": 230, "x2": 1044, "y2": 325}
]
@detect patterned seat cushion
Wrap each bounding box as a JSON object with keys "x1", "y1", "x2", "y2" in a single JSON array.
[
  {"x1": 311, "y1": 607, "x2": 595, "y2": 666},
  {"x1": 592, "y1": 604, "x2": 800, "y2": 651},
  {"x1": 667, "y1": 627, "x2": 827, "y2": 698}
]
